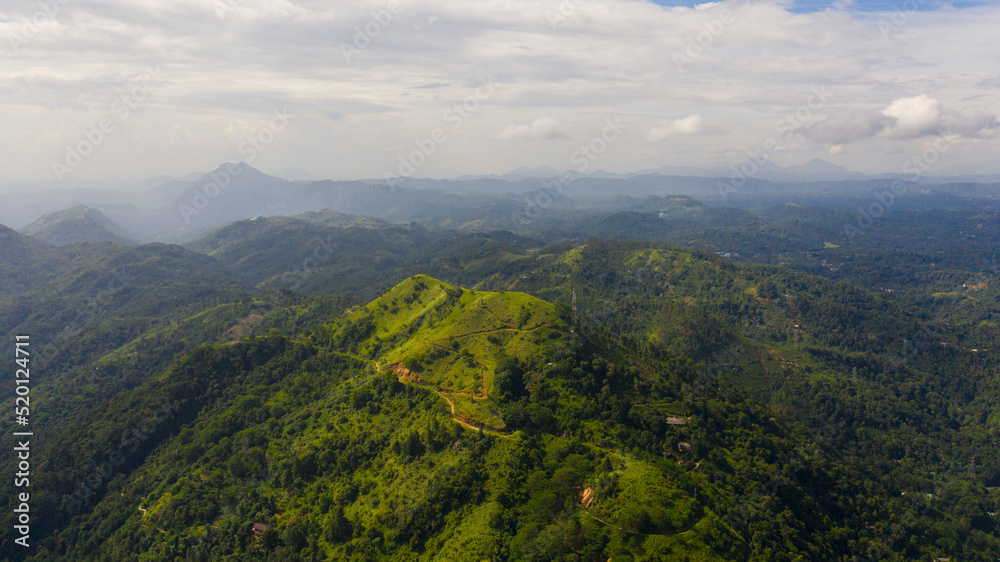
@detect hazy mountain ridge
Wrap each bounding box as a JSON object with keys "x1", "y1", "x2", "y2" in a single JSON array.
[
  {"x1": 20, "y1": 205, "x2": 135, "y2": 246},
  {"x1": 3, "y1": 158, "x2": 1000, "y2": 243}
]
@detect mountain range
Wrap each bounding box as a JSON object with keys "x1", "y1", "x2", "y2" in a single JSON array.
[{"x1": 2, "y1": 156, "x2": 999, "y2": 249}]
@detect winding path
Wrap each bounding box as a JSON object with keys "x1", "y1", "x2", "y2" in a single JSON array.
[
  {"x1": 369, "y1": 297, "x2": 568, "y2": 437},
  {"x1": 435, "y1": 391, "x2": 487, "y2": 432}
]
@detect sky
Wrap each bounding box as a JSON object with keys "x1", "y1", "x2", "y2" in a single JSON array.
[{"x1": 1, "y1": 0, "x2": 998, "y2": 184}]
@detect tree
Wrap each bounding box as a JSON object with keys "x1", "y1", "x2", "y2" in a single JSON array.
[
  {"x1": 759, "y1": 280, "x2": 780, "y2": 300},
  {"x1": 350, "y1": 387, "x2": 373, "y2": 409},
  {"x1": 325, "y1": 505, "x2": 353, "y2": 543},
  {"x1": 404, "y1": 430, "x2": 425, "y2": 459},
  {"x1": 261, "y1": 528, "x2": 279, "y2": 551}
]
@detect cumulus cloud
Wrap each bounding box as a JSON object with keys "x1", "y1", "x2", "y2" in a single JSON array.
[
  {"x1": 803, "y1": 96, "x2": 999, "y2": 145},
  {"x1": 802, "y1": 109, "x2": 897, "y2": 144},
  {"x1": 881, "y1": 95, "x2": 945, "y2": 138},
  {"x1": 942, "y1": 107, "x2": 1000, "y2": 138},
  {"x1": 498, "y1": 116, "x2": 567, "y2": 140},
  {"x1": 646, "y1": 114, "x2": 705, "y2": 142}
]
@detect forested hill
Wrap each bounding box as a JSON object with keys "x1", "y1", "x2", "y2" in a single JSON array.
[
  {"x1": 0, "y1": 271, "x2": 995, "y2": 560},
  {"x1": 0, "y1": 275, "x2": 873, "y2": 560},
  {"x1": 19, "y1": 206, "x2": 135, "y2": 247},
  {"x1": 0, "y1": 223, "x2": 997, "y2": 560}
]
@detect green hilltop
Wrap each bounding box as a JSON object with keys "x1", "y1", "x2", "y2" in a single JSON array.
[{"x1": 316, "y1": 275, "x2": 570, "y2": 431}]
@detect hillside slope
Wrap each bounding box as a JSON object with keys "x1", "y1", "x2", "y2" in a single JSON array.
[
  {"x1": 0, "y1": 276, "x2": 885, "y2": 561},
  {"x1": 0, "y1": 225, "x2": 63, "y2": 294}
]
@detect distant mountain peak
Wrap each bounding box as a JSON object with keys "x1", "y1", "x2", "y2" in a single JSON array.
[
  {"x1": 19, "y1": 205, "x2": 135, "y2": 246},
  {"x1": 204, "y1": 161, "x2": 269, "y2": 179},
  {"x1": 797, "y1": 158, "x2": 849, "y2": 171}
]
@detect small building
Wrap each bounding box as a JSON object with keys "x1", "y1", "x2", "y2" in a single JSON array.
[
  {"x1": 666, "y1": 417, "x2": 687, "y2": 426},
  {"x1": 251, "y1": 523, "x2": 271, "y2": 537},
  {"x1": 678, "y1": 442, "x2": 693, "y2": 452}
]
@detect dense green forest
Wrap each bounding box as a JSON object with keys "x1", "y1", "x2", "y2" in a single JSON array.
[{"x1": 1, "y1": 202, "x2": 998, "y2": 560}]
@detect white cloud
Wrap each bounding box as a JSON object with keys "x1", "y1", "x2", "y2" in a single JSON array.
[
  {"x1": 882, "y1": 95, "x2": 945, "y2": 138},
  {"x1": 802, "y1": 109, "x2": 898, "y2": 144},
  {"x1": 0, "y1": 0, "x2": 997, "y2": 180},
  {"x1": 942, "y1": 107, "x2": 1000, "y2": 138},
  {"x1": 802, "y1": 96, "x2": 999, "y2": 145},
  {"x1": 646, "y1": 114, "x2": 705, "y2": 142},
  {"x1": 879, "y1": 96, "x2": 998, "y2": 140},
  {"x1": 498, "y1": 116, "x2": 567, "y2": 140}
]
